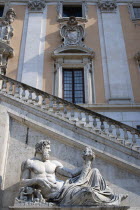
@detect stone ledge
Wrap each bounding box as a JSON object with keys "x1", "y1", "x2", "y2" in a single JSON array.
[{"x1": 9, "y1": 206, "x2": 129, "y2": 210}]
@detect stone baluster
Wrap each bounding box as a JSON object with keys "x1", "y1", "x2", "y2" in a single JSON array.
[
  {"x1": 28, "y1": 90, "x2": 33, "y2": 104},
  {"x1": 56, "y1": 99, "x2": 60, "y2": 113},
  {"x1": 1, "y1": 80, "x2": 7, "y2": 92},
  {"x1": 78, "y1": 111, "x2": 82, "y2": 121},
  {"x1": 63, "y1": 104, "x2": 68, "y2": 117},
  {"x1": 21, "y1": 88, "x2": 26, "y2": 101},
  {"x1": 124, "y1": 129, "x2": 128, "y2": 141},
  {"x1": 14, "y1": 84, "x2": 20, "y2": 98},
  {"x1": 116, "y1": 126, "x2": 123, "y2": 144},
  {"x1": 100, "y1": 120, "x2": 105, "y2": 131},
  {"x1": 8, "y1": 82, "x2": 14, "y2": 95},
  {"x1": 42, "y1": 96, "x2": 47, "y2": 109},
  {"x1": 70, "y1": 108, "x2": 76, "y2": 122},
  {"x1": 34, "y1": 93, "x2": 40, "y2": 106},
  {"x1": 48, "y1": 97, "x2": 54, "y2": 112},
  {"x1": 93, "y1": 117, "x2": 97, "y2": 128},
  {"x1": 108, "y1": 122, "x2": 113, "y2": 134},
  {"x1": 85, "y1": 114, "x2": 92, "y2": 128},
  {"x1": 124, "y1": 129, "x2": 131, "y2": 147},
  {"x1": 132, "y1": 132, "x2": 136, "y2": 144}
]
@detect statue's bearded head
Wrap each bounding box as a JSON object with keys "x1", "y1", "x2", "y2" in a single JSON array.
[
  {"x1": 35, "y1": 140, "x2": 51, "y2": 161},
  {"x1": 83, "y1": 147, "x2": 95, "y2": 161}
]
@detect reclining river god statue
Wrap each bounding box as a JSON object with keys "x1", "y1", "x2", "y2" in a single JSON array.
[{"x1": 16, "y1": 140, "x2": 127, "y2": 206}]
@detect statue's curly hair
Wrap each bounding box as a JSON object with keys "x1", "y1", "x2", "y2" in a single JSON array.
[{"x1": 35, "y1": 140, "x2": 50, "y2": 154}]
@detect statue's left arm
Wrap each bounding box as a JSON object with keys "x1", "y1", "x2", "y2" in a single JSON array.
[{"x1": 54, "y1": 161, "x2": 82, "y2": 178}]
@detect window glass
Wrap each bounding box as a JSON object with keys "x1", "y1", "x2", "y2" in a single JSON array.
[
  {"x1": 133, "y1": 6, "x2": 140, "y2": 19},
  {"x1": 63, "y1": 69, "x2": 85, "y2": 104},
  {"x1": 0, "y1": 5, "x2": 4, "y2": 17},
  {"x1": 63, "y1": 5, "x2": 82, "y2": 17}
]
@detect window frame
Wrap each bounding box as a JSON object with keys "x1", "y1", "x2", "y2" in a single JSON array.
[
  {"x1": 63, "y1": 68, "x2": 85, "y2": 104},
  {"x1": 129, "y1": 3, "x2": 140, "y2": 21},
  {"x1": 57, "y1": 1, "x2": 88, "y2": 22}
]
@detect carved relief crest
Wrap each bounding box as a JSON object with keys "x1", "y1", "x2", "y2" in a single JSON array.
[{"x1": 60, "y1": 17, "x2": 85, "y2": 46}]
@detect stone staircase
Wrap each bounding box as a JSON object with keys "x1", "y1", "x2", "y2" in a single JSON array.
[{"x1": 0, "y1": 73, "x2": 140, "y2": 153}]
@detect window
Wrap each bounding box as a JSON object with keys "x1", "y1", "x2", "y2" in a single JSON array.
[
  {"x1": 57, "y1": 1, "x2": 88, "y2": 21},
  {"x1": 133, "y1": 6, "x2": 140, "y2": 19},
  {"x1": 63, "y1": 69, "x2": 85, "y2": 104},
  {"x1": 0, "y1": 5, "x2": 4, "y2": 17},
  {"x1": 137, "y1": 125, "x2": 140, "y2": 130},
  {"x1": 63, "y1": 5, "x2": 82, "y2": 17}
]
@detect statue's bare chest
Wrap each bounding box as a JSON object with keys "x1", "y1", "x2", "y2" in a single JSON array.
[{"x1": 28, "y1": 160, "x2": 56, "y2": 175}]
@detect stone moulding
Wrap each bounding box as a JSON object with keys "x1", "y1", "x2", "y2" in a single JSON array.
[
  {"x1": 98, "y1": 0, "x2": 117, "y2": 12},
  {"x1": 28, "y1": 0, "x2": 46, "y2": 11}
]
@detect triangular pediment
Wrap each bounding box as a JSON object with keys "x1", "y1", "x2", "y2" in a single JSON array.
[{"x1": 52, "y1": 45, "x2": 95, "y2": 59}]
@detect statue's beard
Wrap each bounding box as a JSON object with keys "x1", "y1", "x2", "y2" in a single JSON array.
[{"x1": 42, "y1": 151, "x2": 50, "y2": 161}]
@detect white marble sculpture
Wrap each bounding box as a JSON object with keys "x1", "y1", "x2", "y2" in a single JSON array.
[{"x1": 16, "y1": 140, "x2": 127, "y2": 206}]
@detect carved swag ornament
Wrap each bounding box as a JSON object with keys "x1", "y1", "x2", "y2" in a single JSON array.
[
  {"x1": 28, "y1": 0, "x2": 46, "y2": 11},
  {"x1": 15, "y1": 140, "x2": 128, "y2": 207},
  {"x1": 60, "y1": 16, "x2": 85, "y2": 46},
  {"x1": 98, "y1": 0, "x2": 117, "y2": 12},
  {"x1": 0, "y1": 8, "x2": 16, "y2": 75}
]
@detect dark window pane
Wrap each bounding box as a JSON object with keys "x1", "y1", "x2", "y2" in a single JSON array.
[
  {"x1": 0, "y1": 6, "x2": 4, "y2": 17},
  {"x1": 65, "y1": 98, "x2": 73, "y2": 102},
  {"x1": 64, "y1": 84, "x2": 72, "y2": 90},
  {"x1": 63, "y1": 69, "x2": 84, "y2": 104},
  {"x1": 74, "y1": 84, "x2": 83, "y2": 90},
  {"x1": 75, "y1": 98, "x2": 83, "y2": 103},
  {"x1": 133, "y1": 7, "x2": 140, "y2": 18},
  {"x1": 63, "y1": 5, "x2": 82, "y2": 17},
  {"x1": 75, "y1": 91, "x2": 83, "y2": 97},
  {"x1": 64, "y1": 91, "x2": 72, "y2": 97}
]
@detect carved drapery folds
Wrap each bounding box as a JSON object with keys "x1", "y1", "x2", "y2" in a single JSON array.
[
  {"x1": 28, "y1": 0, "x2": 46, "y2": 11},
  {"x1": 98, "y1": 1, "x2": 117, "y2": 12},
  {"x1": 0, "y1": 8, "x2": 16, "y2": 75}
]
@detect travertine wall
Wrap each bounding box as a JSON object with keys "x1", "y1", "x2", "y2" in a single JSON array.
[{"x1": 1, "y1": 119, "x2": 140, "y2": 209}]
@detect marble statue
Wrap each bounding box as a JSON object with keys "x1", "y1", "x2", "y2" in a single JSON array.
[{"x1": 16, "y1": 140, "x2": 127, "y2": 206}]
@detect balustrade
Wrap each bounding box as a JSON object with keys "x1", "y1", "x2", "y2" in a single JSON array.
[{"x1": 0, "y1": 74, "x2": 140, "y2": 152}]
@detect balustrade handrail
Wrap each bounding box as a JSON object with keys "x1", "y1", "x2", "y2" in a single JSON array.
[{"x1": 0, "y1": 74, "x2": 140, "y2": 136}]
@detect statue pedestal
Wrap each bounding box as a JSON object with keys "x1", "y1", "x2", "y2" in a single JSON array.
[{"x1": 9, "y1": 205, "x2": 129, "y2": 210}]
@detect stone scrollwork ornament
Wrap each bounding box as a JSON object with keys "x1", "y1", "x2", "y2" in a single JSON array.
[
  {"x1": 60, "y1": 17, "x2": 85, "y2": 46},
  {"x1": 28, "y1": 0, "x2": 46, "y2": 11},
  {"x1": 98, "y1": 0, "x2": 117, "y2": 12},
  {"x1": 14, "y1": 140, "x2": 128, "y2": 207}
]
